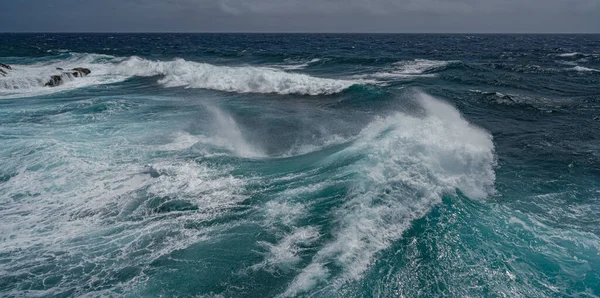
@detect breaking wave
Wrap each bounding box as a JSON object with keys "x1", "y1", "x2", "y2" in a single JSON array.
[
  {"x1": 282, "y1": 92, "x2": 496, "y2": 296},
  {"x1": 0, "y1": 53, "x2": 126, "y2": 98},
  {"x1": 110, "y1": 56, "x2": 358, "y2": 95},
  {"x1": 0, "y1": 54, "x2": 362, "y2": 98}
]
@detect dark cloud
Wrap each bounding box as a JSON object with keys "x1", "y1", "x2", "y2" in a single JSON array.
[{"x1": 0, "y1": 0, "x2": 599, "y2": 32}]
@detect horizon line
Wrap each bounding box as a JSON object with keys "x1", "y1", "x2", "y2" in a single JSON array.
[{"x1": 1, "y1": 31, "x2": 599, "y2": 35}]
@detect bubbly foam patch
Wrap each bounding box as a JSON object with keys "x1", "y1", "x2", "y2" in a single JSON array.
[
  {"x1": 253, "y1": 226, "x2": 320, "y2": 271},
  {"x1": 283, "y1": 92, "x2": 496, "y2": 296},
  {"x1": 0, "y1": 53, "x2": 128, "y2": 99},
  {"x1": 0, "y1": 130, "x2": 248, "y2": 296}
]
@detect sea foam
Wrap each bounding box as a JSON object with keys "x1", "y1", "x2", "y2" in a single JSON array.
[
  {"x1": 283, "y1": 92, "x2": 496, "y2": 296},
  {"x1": 110, "y1": 56, "x2": 357, "y2": 95}
]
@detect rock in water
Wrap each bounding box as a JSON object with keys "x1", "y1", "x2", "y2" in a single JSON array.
[
  {"x1": 44, "y1": 68, "x2": 91, "y2": 87},
  {"x1": 0, "y1": 63, "x2": 11, "y2": 76},
  {"x1": 71, "y1": 68, "x2": 91, "y2": 77},
  {"x1": 45, "y1": 75, "x2": 64, "y2": 87}
]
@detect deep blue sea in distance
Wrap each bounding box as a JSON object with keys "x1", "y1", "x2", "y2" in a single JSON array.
[{"x1": 1, "y1": 33, "x2": 600, "y2": 297}]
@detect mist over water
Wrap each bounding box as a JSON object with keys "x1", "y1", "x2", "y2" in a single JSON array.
[{"x1": 1, "y1": 34, "x2": 600, "y2": 297}]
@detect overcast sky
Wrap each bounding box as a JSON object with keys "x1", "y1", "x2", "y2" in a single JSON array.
[{"x1": 1, "y1": 0, "x2": 599, "y2": 33}]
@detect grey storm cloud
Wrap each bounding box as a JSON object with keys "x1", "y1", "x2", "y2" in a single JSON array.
[
  {"x1": 163, "y1": 0, "x2": 600, "y2": 15},
  {"x1": 0, "y1": 0, "x2": 599, "y2": 32}
]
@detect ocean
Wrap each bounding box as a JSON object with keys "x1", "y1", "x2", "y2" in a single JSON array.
[{"x1": 0, "y1": 33, "x2": 599, "y2": 297}]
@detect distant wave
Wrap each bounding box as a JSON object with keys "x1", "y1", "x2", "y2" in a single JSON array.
[
  {"x1": 110, "y1": 56, "x2": 357, "y2": 95},
  {"x1": 358, "y1": 59, "x2": 456, "y2": 80},
  {"x1": 571, "y1": 66, "x2": 599, "y2": 72},
  {"x1": 0, "y1": 53, "x2": 363, "y2": 98},
  {"x1": 557, "y1": 52, "x2": 581, "y2": 57}
]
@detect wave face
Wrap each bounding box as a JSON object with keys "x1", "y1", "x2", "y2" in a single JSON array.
[
  {"x1": 282, "y1": 92, "x2": 496, "y2": 296},
  {"x1": 2, "y1": 33, "x2": 600, "y2": 298}
]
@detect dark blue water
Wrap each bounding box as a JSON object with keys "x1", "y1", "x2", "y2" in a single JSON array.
[{"x1": 1, "y1": 34, "x2": 600, "y2": 297}]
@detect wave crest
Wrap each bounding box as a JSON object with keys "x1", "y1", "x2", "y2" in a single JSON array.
[{"x1": 111, "y1": 57, "x2": 358, "y2": 95}]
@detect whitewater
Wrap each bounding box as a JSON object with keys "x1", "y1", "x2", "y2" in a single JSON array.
[{"x1": 1, "y1": 34, "x2": 600, "y2": 297}]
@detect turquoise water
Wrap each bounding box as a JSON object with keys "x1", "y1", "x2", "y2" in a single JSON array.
[{"x1": 1, "y1": 34, "x2": 600, "y2": 297}]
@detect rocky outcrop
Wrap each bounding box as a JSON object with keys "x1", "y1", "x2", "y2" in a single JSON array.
[
  {"x1": 0, "y1": 63, "x2": 11, "y2": 76},
  {"x1": 44, "y1": 68, "x2": 91, "y2": 87},
  {"x1": 0, "y1": 63, "x2": 91, "y2": 87},
  {"x1": 72, "y1": 68, "x2": 91, "y2": 77},
  {"x1": 45, "y1": 75, "x2": 65, "y2": 87}
]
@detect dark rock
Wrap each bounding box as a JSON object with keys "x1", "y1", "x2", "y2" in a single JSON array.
[
  {"x1": 0, "y1": 69, "x2": 6, "y2": 77},
  {"x1": 45, "y1": 75, "x2": 64, "y2": 87},
  {"x1": 72, "y1": 68, "x2": 91, "y2": 77},
  {"x1": 44, "y1": 68, "x2": 90, "y2": 87},
  {"x1": 0, "y1": 63, "x2": 12, "y2": 70},
  {"x1": 56, "y1": 67, "x2": 63, "y2": 71}
]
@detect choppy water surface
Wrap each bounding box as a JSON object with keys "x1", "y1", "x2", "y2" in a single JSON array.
[{"x1": 1, "y1": 34, "x2": 600, "y2": 297}]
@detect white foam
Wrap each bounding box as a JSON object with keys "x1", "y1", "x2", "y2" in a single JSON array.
[
  {"x1": 110, "y1": 56, "x2": 357, "y2": 95},
  {"x1": 0, "y1": 129, "x2": 249, "y2": 296},
  {"x1": 572, "y1": 66, "x2": 599, "y2": 72},
  {"x1": 558, "y1": 52, "x2": 580, "y2": 57},
  {"x1": 254, "y1": 226, "x2": 320, "y2": 271},
  {"x1": 283, "y1": 92, "x2": 496, "y2": 295},
  {"x1": 0, "y1": 54, "x2": 358, "y2": 99},
  {"x1": 0, "y1": 53, "x2": 128, "y2": 99},
  {"x1": 264, "y1": 200, "x2": 308, "y2": 227},
  {"x1": 282, "y1": 263, "x2": 330, "y2": 297},
  {"x1": 358, "y1": 59, "x2": 454, "y2": 80},
  {"x1": 278, "y1": 58, "x2": 322, "y2": 70}
]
